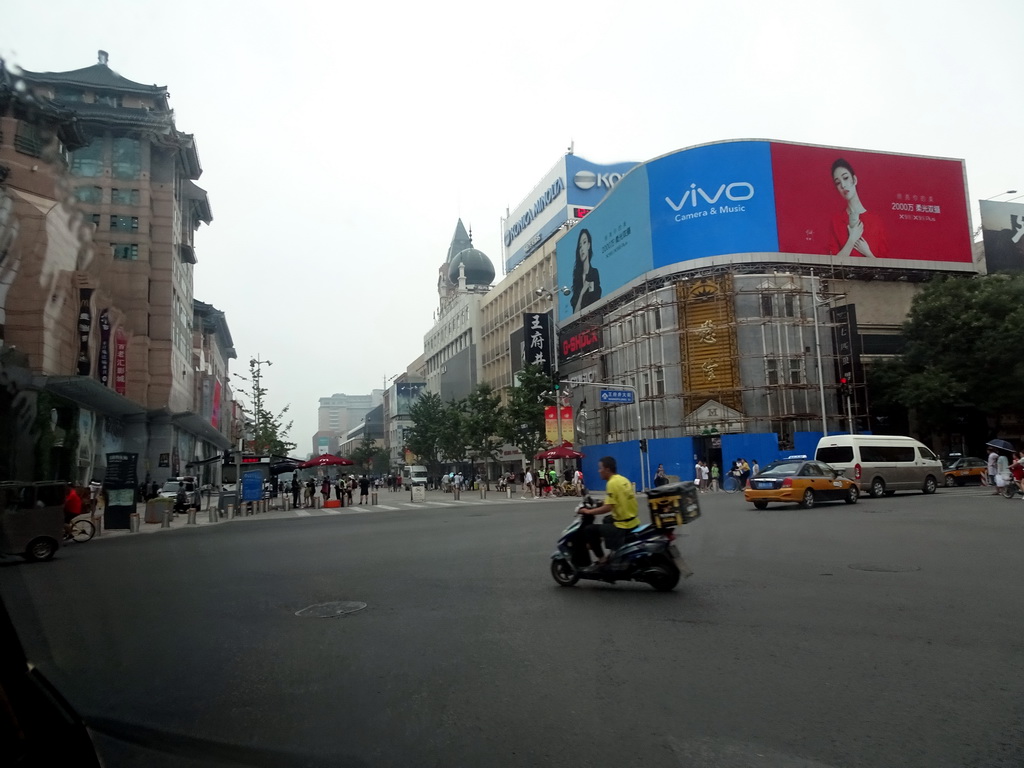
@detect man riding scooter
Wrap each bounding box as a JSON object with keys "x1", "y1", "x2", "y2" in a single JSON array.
[{"x1": 578, "y1": 456, "x2": 639, "y2": 567}]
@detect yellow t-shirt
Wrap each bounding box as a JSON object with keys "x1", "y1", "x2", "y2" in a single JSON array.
[{"x1": 605, "y1": 474, "x2": 640, "y2": 529}]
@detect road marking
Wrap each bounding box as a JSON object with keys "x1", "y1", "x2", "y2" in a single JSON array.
[
  {"x1": 372, "y1": 505, "x2": 400, "y2": 511},
  {"x1": 324, "y1": 509, "x2": 341, "y2": 515},
  {"x1": 295, "y1": 510, "x2": 311, "y2": 517},
  {"x1": 422, "y1": 502, "x2": 451, "y2": 507}
]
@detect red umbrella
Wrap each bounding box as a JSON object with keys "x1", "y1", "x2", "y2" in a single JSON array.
[
  {"x1": 534, "y1": 445, "x2": 584, "y2": 460},
  {"x1": 299, "y1": 454, "x2": 355, "y2": 468}
]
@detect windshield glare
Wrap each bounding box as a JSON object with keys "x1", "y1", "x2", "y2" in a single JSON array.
[{"x1": 759, "y1": 462, "x2": 803, "y2": 477}]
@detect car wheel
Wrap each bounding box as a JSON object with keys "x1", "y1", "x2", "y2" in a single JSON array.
[
  {"x1": 800, "y1": 489, "x2": 815, "y2": 508},
  {"x1": 753, "y1": 500, "x2": 769, "y2": 510},
  {"x1": 922, "y1": 476, "x2": 937, "y2": 495},
  {"x1": 944, "y1": 475, "x2": 955, "y2": 487},
  {"x1": 24, "y1": 537, "x2": 58, "y2": 562},
  {"x1": 844, "y1": 486, "x2": 859, "y2": 504},
  {"x1": 870, "y1": 478, "x2": 886, "y2": 498}
]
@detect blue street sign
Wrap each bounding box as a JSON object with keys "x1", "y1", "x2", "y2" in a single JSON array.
[
  {"x1": 241, "y1": 470, "x2": 262, "y2": 502},
  {"x1": 600, "y1": 389, "x2": 635, "y2": 404}
]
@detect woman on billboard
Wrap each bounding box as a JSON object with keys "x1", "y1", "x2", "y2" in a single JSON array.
[
  {"x1": 830, "y1": 158, "x2": 889, "y2": 259},
  {"x1": 570, "y1": 228, "x2": 602, "y2": 313}
]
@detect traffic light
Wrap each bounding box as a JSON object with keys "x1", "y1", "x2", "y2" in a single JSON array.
[
  {"x1": 838, "y1": 377, "x2": 851, "y2": 398},
  {"x1": 552, "y1": 369, "x2": 560, "y2": 392},
  {"x1": 639, "y1": 438, "x2": 649, "y2": 453}
]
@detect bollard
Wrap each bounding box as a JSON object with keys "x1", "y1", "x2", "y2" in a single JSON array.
[
  {"x1": 340, "y1": 493, "x2": 345, "y2": 508},
  {"x1": 227, "y1": 504, "x2": 235, "y2": 519},
  {"x1": 208, "y1": 507, "x2": 217, "y2": 524},
  {"x1": 506, "y1": 487, "x2": 511, "y2": 499},
  {"x1": 187, "y1": 508, "x2": 197, "y2": 525},
  {"x1": 130, "y1": 513, "x2": 140, "y2": 532},
  {"x1": 480, "y1": 486, "x2": 486, "y2": 499},
  {"x1": 93, "y1": 513, "x2": 103, "y2": 537},
  {"x1": 161, "y1": 510, "x2": 171, "y2": 528},
  {"x1": 371, "y1": 490, "x2": 378, "y2": 506}
]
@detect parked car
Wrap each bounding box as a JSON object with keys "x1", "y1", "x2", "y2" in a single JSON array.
[
  {"x1": 941, "y1": 455, "x2": 988, "y2": 487},
  {"x1": 744, "y1": 456, "x2": 859, "y2": 509},
  {"x1": 158, "y1": 477, "x2": 200, "y2": 508}
]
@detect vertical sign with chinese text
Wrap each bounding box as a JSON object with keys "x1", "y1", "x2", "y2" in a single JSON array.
[
  {"x1": 114, "y1": 329, "x2": 127, "y2": 395},
  {"x1": 98, "y1": 309, "x2": 111, "y2": 386},
  {"x1": 522, "y1": 311, "x2": 552, "y2": 377}
]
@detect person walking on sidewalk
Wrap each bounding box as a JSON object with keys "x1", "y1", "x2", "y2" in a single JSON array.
[
  {"x1": 359, "y1": 475, "x2": 370, "y2": 504},
  {"x1": 291, "y1": 476, "x2": 300, "y2": 508}
]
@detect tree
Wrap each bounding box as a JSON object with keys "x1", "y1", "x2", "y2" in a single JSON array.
[
  {"x1": 237, "y1": 357, "x2": 295, "y2": 456},
  {"x1": 871, "y1": 274, "x2": 1024, "y2": 435},
  {"x1": 501, "y1": 363, "x2": 551, "y2": 466},
  {"x1": 463, "y1": 384, "x2": 505, "y2": 487},
  {"x1": 437, "y1": 398, "x2": 468, "y2": 467},
  {"x1": 407, "y1": 391, "x2": 445, "y2": 475},
  {"x1": 349, "y1": 435, "x2": 386, "y2": 475}
]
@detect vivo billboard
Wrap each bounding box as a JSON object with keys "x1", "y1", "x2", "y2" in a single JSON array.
[
  {"x1": 557, "y1": 140, "x2": 972, "y2": 320},
  {"x1": 503, "y1": 154, "x2": 638, "y2": 272}
]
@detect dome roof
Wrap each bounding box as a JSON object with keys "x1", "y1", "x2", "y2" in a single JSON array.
[{"x1": 448, "y1": 247, "x2": 495, "y2": 286}]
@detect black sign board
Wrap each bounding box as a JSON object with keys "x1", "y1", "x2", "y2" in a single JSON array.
[
  {"x1": 829, "y1": 304, "x2": 867, "y2": 417},
  {"x1": 103, "y1": 451, "x2": 138, "y2": 530},
  {"x1": 557, "y1": 318, "x2": 604, "y2": 365},
  {"x1": 77, "y1": 288, "x2": 93, "y2": 376},
  {"x1": 98, "y1": 309, "x2": 111, "y2": 386},
  {"x1": 522, "y1": 311, "x2": 553, "y2": 377}
]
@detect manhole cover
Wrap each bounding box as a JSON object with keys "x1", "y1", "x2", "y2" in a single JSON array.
[
  {"x1": 295, "y1": 601, "x2": 367, "y2": 618},
  {"x1": 848, "y1": 563, "x2": 920, "y2": 573}
]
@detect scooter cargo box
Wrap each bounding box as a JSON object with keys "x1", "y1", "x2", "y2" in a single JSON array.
[{"x1": 644, "y1": 482, "x2": 700, "y2": 528}]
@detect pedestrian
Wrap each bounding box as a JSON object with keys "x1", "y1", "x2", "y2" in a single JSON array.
[
  {"x1": 987, "y1": 447, "x2": 999, "y2": 494},
  {"x1": 335, "y1": 476, "x2": 344, "y2": 500},
  {"x1": 711, "y1": 463, "x2": 720, "y2": 492},
  {"x1": 1010, "y1": 452, "x2": 1024, "y2": 497},
  {"x1": 995, "y1": 450, "x2": 1011, "y2": 493},
  {"x1": 739, "y1": 458, "x2": 751, "y2": 487},
  {"x1": 693, "y1": 459, "x2": 703, "y2": 492},
  {"x1": 347, "y1": 477, "x2": 355, "y2": 504},
  {"x1": 751, "y1": 459, "x2": 760, "y2": 478},
  {"x1": 700, "y1": 461, "x2": 710, "y2": 492},
  {"x1": 321, "y1": 477, "x2": 330, "y2": 502},
  {"x1": 359, "y1": 475, "x2": 370, "y2": 504},
  {"x1": 573, "y1": 467, "x2": 584, "y2": 495},
  {"x1": 653, "y1": 464, "x2": 670, "y2": 487},
  {"x1": 291, "y1": 476, "x2": 300, "y2": 507},
  {"x1": 523, "y1": 467, "x2": 535, "y2": 499},
  {"x1": 304, "y1": 478, "x2": 314, "y2": 507}
]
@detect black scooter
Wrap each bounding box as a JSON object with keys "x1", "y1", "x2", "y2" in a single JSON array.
[{"x1": 550, "y1": 496, "x2": 692, "y2": 592}]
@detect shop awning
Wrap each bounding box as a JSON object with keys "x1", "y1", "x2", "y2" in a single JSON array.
[
  {"x1": 172, "y1": 411, "x2": 231, "y2": 451},
  {"x1": 36, "y1": 375, "x2": 145, "y2": 418}
]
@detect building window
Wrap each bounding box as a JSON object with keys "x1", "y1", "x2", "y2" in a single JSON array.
[
  {"x1": 55, "y1": 87, "x2": 83, "y2": 103},
  {"x1": 110, "y1": 215, "x2": 138, "y2": 232},
  {"x1": 653, "y1": 305, "x2": 662, "y2": 331},
  {"x1": 90, "y1": 214, "x2": 101, "y2": 228},
  {"x1": 655, "y1": 367, "x2": 666, "y2": 396},
  {"x1": 760, "y1": 293, "x2": 774, "y2": 317},
  {"x1": 111, "y1": 138, "x2": 141, "y2": 179},
  {"x1": 766, "y1": 358, "x2": 779, "y2": 386},
  {"x1": 75, "y1": 186, "x2": 103, "y2": 204},
  {"x1": 71, "y1": 138, "x2": 104, "y2": 177},
  {"x1": 112, "y1": 243, "x2": 139, "y2": 261},
  {"x1": 95, "y1": 92, "x2": 123, "y2": 108},
  {"x1": 111, "y1": 188, "x2": 140, "y2": 205},
  {"x1": 788, "y1": 357, "x2": 804, "y2": 384},
  {"x1": 784, "y1": 293, "x2": 797, "y2": 318},
  {"x1": 14, "y1": 123, "x2": 44, "y2": 157}
]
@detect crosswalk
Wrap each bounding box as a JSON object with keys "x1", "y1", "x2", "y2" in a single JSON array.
[{"x1": 278, "y1": 495, "x2": 565, "y2": 519}]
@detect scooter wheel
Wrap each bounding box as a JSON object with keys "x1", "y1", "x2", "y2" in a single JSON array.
[
  {"x1": 644, "y1": 558, "x2": 681, "y2": 592},
  {"x1": 550, "y1": 559, "x2": 579, "y2": 587}
]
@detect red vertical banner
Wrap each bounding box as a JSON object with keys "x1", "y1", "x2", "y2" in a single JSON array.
[
  {"x1": 559, "y1": 406, "x2": 574, "y2": 444},
  {"x1": 545, "y1": 406, "x2": 558, "y2": 443},
  {"x1": 212, "y1": 379, "x2": 222, "y2": 428},
  {"x1": 114, "y1": 329, "x2": 127, "y2": 395}
]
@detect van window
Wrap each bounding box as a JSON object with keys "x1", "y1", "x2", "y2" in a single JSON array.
[
  {"x1": 918, "y1": 446, "x2": 938, "y2": 460},
  {"x1": 817, "y1": 446, "x2": 853, "y2": 463},
  {"x1": 860, "y1": 445, "x2": 915, "y2": 462}
]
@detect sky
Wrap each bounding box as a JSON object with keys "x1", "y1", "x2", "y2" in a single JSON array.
[{"x1": 5, "y1": 0, "x2": 1023, "y2": 453}]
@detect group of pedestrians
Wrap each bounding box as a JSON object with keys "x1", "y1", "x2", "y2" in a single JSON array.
[
  {"x1": 651, "y1": 458, "x2": 758, "y2": 492},
  {"x1": 987, "y1": 446, "x2": 1024, "y2": 497},
  {"x1": 289, "y1": 474, "x2": 373, "y2": 507}
]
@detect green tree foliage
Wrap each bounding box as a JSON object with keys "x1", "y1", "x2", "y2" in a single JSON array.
[
  {"x1": 437, "y1": 399, "x2": 468, "y2": 465},
  {"x1": 873, "y1": 274, "x2": 1024, "y2": 431},
  {"x1": 407, "y1": 391, "x2": 445, "y2": 473},
  {"x1": 501, "y1": 364, "x2": 550, "y2": 464},
  {"x1": 348, "y1": 435, "x2": 386, "y2": 474},
  {"x1": 463, "y1": 384, "x2": 505, "y2": 485},
  {"x1": 238, "y1": 358, "x2": 295, "y2": 456}
]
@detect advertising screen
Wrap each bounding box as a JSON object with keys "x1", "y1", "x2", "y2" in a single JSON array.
[
  {"x1": 565, "y1": 154, "x2": 640, "y2": 209},
  {"x1": 556, "y1": 165, "x2": 652, "y2": 320},
  {"x1": 554, "y1": 139, "x2": 972, "y2": 325},
  {"x1": 980, "y1": 200, "x2": 1024, "y2": 273},
  {"x1": 647, "y1": 141, "x2": 780, "y2": 266},
  {"x1": 771, "y1": 142, "x2": 971, "y2": 263}
]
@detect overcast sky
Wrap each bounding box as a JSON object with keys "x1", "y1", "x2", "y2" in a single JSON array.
[{"x1": 5, "y1": 0, "x2": 1023, "y2": 453}]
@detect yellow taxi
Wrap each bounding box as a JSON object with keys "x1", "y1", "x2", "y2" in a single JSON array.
[
  {"x1": 941, "y1": 455, "x2": 987, "y2": 487},
  {"x1": 744, "y1": 456, "x2": 859, "y2": 509}
]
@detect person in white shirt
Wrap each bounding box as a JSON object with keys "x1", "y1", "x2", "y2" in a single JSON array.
[
  {"x1": 523, "y1": 468, "x2": 535, "y2": 499},
  {"x1": 694, "y1": 461, "x2": 703, "y2": 492},
  {"x1": 700, "y1": 461, "x2": 710, "y2": 492}
]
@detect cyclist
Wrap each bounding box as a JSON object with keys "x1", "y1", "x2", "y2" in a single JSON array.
[{"x1": 63, "y1": 482, "x2": 82, "y2": 538}]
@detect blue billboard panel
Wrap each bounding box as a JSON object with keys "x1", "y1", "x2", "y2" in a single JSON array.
[
  {"x1": 565, "y1": 154, "x2": 640, "y2": 209},
  {"x1": 647, "y1": 141, "x2": 779, "y2": 266},
  {"x1": 556, "y1": 165, "x2": 652, "y2": 322}
]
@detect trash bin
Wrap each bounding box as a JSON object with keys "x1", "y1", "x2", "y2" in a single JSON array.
[
  {"x1": 644, "y1": 482, "x2": 701, "y2": 528},
  {"x1": 145, "y1": 497, "x2": 174, "y2": 524}
]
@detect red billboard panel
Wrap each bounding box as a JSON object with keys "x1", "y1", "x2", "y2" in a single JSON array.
[{"x1": 771, "y1": 143, "x2": 971, "y2": 263}]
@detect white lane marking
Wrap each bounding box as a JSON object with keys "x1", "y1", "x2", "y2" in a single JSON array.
[
  {"x1": 324, "y1": 509, "x2": 341, "y2": 515},
  {"x1": 295, "y1": 510, "x2": 311, "y2": 517},
  {"x1": 372, "y1": 505, "x2": 400, "y2": 511}
]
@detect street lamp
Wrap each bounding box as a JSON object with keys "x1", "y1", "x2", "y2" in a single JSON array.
[
  {"x1": 983, "y1": 190, "x2": 1017, "y2": 200},
  {"x1": 809, "y1": 270, "x2": 846, "y2": 437},
  {"x1": 248, "y1": 356, "x2": 273, "y2": 454}
]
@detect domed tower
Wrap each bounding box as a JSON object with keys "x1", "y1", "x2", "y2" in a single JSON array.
[{"x1": 438, "y1": 218, "x2": 494, "y2": 303}]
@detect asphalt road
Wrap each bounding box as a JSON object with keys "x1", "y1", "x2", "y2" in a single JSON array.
[{"x1": 2, "y1": 486, "x2": 1022, "y2": 767}]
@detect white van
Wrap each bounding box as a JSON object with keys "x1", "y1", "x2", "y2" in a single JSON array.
[
  {"x1": 402, "y1": 465, "x2": 429, "y2": 490},
  {"x1": 814, "y1": 435, "x2": 943, "y2": 498}
]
